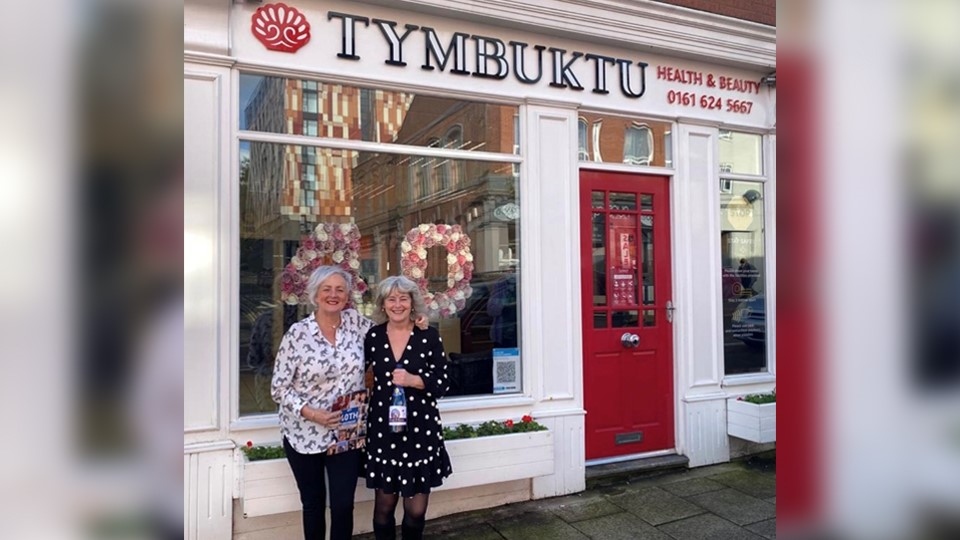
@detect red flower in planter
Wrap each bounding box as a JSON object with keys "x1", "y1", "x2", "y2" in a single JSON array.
[
  {"x1": 246, "y1": 440, "x2": 254, "y2": 448},
  {"x1": 521, "y1": 415, "x2": 533, "y2": 423},
  {"x1": 504, "y1": 419, "x2": 514, "y2": 428}
]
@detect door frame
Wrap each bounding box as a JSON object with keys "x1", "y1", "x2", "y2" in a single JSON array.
[{"x1": 578, "y1": 166, "x2": 679, "y2": 462}]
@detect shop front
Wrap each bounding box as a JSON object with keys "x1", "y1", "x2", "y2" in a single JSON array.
[{"x1": 184, "y1": 1, "x2": 776, "y2": 538}]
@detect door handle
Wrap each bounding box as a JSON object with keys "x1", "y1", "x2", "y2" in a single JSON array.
[
  {"x1": 620, "y1": 332, "x2": 640, "y2": 348},
  {"x1": 666, "y1": 300, "x2": 675, "y2": 323}
]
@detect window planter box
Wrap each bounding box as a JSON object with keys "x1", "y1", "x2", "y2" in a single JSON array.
[
  {"x1": 238, "y1": 455, "x2": 299, "y2": 518},
  {"x1": 237, "y1": 430, "x2": 554, "y2": 518},
  {"x1": 441, "y1": 430, "x2": 554, "y2": 491},
  {"x1": 726, "y1": 398, "x2": 776, "y2": 443}
]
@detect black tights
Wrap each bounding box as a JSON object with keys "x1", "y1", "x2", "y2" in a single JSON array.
[{"x1": 373, "y1": 489, "x2": 429, "y2": 537}]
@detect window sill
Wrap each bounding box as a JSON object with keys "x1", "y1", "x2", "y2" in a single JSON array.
[
  {"x1": 438, "y1": 393, "x2": 536, "y2": 413},
  {"x1": 230, "y1": 394, "x2": 537, "y2": 431},
  {"x1": 721, "y1": 372, "x2": 776, "y2": 388},
  {"x1": 230, "y1": 414, "x2": 281, "y2": 432}
]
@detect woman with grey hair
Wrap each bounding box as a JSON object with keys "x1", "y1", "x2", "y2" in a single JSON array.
[
  {"x1": 271, "y1": 266, "x2": 426, "y2": 540},
  {"x1": 363, "y1": 276, "x2": 452, "y2": 540}
]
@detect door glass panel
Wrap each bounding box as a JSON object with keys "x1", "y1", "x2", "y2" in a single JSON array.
[
  {"x1": 643, "y1": 310, "x2": 656, "y2": 327},
  {"x1": 609, "y1": 192, "x2": 637, "y2": 211},
  {"x1": 608, "y1": 214, "x2": 638, "y2": 306},
  {"x1": 592, "y1": 213, "x2": 607, "y2": 306},
  {"x1": 640, "y1": 194, "x2": 653, "y2": 211},
  {"x1": 592, "y1": 191, "x2": 605, "y2": 209},
  {"x1": 611, "y1": 311, "x2": 639, "y2": 328},
  {"x1": 641, "y1": 215, "x2": 655, "y2": 305},
  {"x1": 593, "y1": 311, "x2": 608, "y2": 328}
]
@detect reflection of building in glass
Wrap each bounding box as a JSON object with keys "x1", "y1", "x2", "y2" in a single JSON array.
[
  {"x1": 243, "y1": 77, "x2": 415, "y2": 230},
  {"x1": 237, "y1": 77, "x2": 523, "y2": 406},
  {"x1": 244, "y1": 77, "x2": 286, "y2": 232},
  {"x1": 352, "y1": 96, "x2": 519, "y2": 286},
  {"x1": 577, "y1": 114, "x2": 672, "y2": 167}
]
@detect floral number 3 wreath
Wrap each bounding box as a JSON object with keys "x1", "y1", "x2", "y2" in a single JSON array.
[
  {"x1": 280, "y1": 223, "x2": 368, "y2": 307},
  {"x1": 401, "y1": 224, "x2": 474, "y2": 318}
]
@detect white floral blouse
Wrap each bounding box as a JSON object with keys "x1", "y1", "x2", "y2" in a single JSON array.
[{"x1": 271, "y1": 308, "x2": 373, "y2": 454}]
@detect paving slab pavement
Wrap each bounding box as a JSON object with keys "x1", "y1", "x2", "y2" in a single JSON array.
[{"x1": 354, "y1": 452, "x2": 776, "y2": 539}]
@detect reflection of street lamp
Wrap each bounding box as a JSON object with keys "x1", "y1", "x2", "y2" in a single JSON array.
[{"x1": 743, "y1": 189, "x2": 762, "y2": 204}]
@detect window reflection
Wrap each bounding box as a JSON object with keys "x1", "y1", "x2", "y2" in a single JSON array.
[
  {"x1": 237, "y1": 74, "x2": 524, "y2": 415},
  {"x1": 623, "y1": 124, "x2": 653, "y2": 165},
  {"x1": 574, "y1": 113, "x2": 672, "y2": 167},
  {"x1": 239, "y1": 73, "x2": 518, "y2": 152},
  {"x1": 238, "y1": 142, "x2": 521, "y2": 414},
  {"x1": 718, "y1": 130, "x2": 762, "y2": 175},
  {"x1": 720, "y1": 180, "x2": 767, "y2": 374}
]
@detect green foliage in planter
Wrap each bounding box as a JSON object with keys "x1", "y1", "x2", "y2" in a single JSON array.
[
  {"x1": 443, "y1": 416, "x2": 548, "y2": 441},
  {"x1": 241, "y1": 442, "x2": 285, "y2": 461},
  {"x1": 740, "y1": 390, "x2": 776, "y2": 404}
]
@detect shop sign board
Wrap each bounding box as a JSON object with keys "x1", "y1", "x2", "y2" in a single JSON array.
[{"x1": 233, "y1": 1, "x2": 774, "y2": 127}]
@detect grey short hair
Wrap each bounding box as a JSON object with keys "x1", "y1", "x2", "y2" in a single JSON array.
[
  {"x1": 373, "y1": 276, "x2": 426, "y2": 324},
  {"x1": 304, "y1": 265, "x2": 354, "y2": 309}
]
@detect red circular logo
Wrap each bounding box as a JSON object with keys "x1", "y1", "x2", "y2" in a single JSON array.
[{"x1": 251, "y1": 3, "x2": 311, "y2": 53}]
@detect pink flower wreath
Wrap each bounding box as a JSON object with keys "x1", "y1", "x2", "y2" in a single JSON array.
[
  {"x1": 279, "y1": 223, "x2": 368, "y2": 307},
  {"x1": 401, "y1": 223, "x2": 474, "y2": 318}
]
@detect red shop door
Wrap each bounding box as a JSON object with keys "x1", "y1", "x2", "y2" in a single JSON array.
[{"x1": 580, "y1": 170, "x2": 675, "y2": 460}]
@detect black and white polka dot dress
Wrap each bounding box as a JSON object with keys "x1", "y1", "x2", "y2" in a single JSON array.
[{"x1": 363, "y1": 324, "x2": 453, "y2": 496}]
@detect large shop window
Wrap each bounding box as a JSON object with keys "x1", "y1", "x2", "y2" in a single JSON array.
[
  {"x1": 718, "y1": 131, "x2": 768, "y2": 375},
  {"x1": 575, "y1": 113, "x2": 672, "y2": 167},
  {"x1": 238, "y1": 74, "x2": 521, "y2": 417}
]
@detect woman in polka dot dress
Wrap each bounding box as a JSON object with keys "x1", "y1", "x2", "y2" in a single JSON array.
[{"x1": 363, "y1": 276, "x2": 452, "y2": 540}]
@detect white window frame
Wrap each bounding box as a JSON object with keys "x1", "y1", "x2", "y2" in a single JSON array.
[
  {"x1": 230, "y1": 70, "x2": 528, "y2": 430},
  {"x1": 720, "y1": 131, "x2": 776, "y2": 388}
]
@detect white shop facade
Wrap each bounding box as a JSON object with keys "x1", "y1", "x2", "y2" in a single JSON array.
[{"x1": 184, "y1": 1, "x2": 777, "y2": 538}]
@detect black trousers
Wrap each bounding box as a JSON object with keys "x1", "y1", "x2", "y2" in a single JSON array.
[{"x1": 283, "y1": 438, "x2": 362, "y2": 540}]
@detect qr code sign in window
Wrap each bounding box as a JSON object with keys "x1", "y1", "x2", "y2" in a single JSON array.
[
  {"x1": 492, "y1": 349, "x2": 520, "y2": 393},
  {"x1": 495, "y1": 360, "x2": 517, "y2": 383}
]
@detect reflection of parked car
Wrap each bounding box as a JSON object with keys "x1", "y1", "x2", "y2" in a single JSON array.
[
  {"x1": 446, "y1": 271, "x2": 518, "y2": 397},
  {"x1": 457, "y1": 271, "x2": 518, "y2": 354},
  {"x1": 732, "y1": 294, "x2": 765, "y2": 348}
]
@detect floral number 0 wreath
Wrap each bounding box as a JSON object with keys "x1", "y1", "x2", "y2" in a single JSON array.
[
  {"x1": 280, "y1": 223, "x2": 368, "y2": 307},
  {"x1": 401, "y1": 223, "x2": 474, "y2": 318}
]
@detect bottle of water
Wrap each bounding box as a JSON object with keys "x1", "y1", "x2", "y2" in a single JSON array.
[{"x1": 389, "y1": 385, "x2": 407, "y2": 433}]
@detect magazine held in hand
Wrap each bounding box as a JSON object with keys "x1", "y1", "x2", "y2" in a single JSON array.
[{"x1": 327, "y1": 389, "x2": 369, "y2": 455}]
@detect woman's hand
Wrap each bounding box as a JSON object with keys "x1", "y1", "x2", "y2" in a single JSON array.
[
  {"x1": 301, "y1": 406, "x2": 340, "y2": 428},
  {"x1": 414, "y1": 314, "x2": 429, "y2": 330},
  {"x1": 392, "y1": 368, "x2": 425, "y2": 390}
]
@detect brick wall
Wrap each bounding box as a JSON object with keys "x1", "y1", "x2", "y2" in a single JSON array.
[{"x1": 653, "y1": 0, "x2": 775, "y2": 26}]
